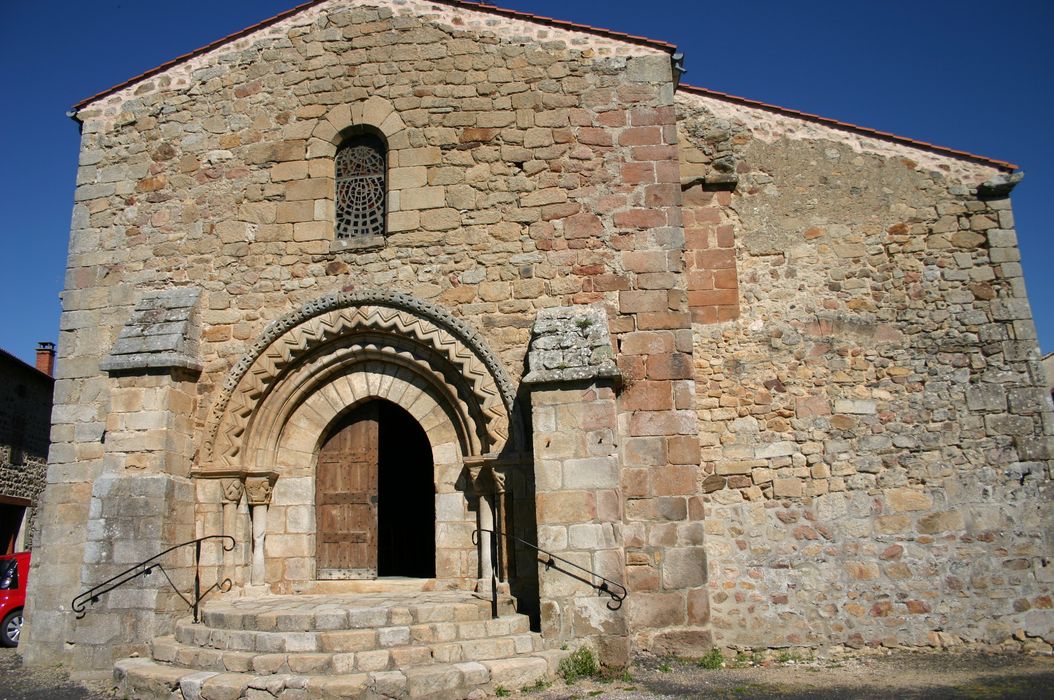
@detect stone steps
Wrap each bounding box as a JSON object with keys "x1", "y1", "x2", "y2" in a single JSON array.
[
  {"x1": 154, "y1": 628, "x2": 543, "y2": 675},
  {"x1": 114, "y1": 590, "x2": 565, "y2": 699},
  {"x1": 195, "y1": 594, "x2": 514, "y2": 633},
  {"x1": 177, "y1": 614, "x2": 531, "y2": 648},
  {"x1": 116, "y1": 652, "x2": 562, "y2": 699}
]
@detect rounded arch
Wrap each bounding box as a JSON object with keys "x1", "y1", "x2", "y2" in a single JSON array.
[
  {"x1": 306, "y1": 96, "x2": 409, "y2": 160},
  {"x1": 200, "y1": 290, "x2": 518, "y2": 473},
  {"x1": 266, "y1": 357, "x2": 466, "y2": 470}
]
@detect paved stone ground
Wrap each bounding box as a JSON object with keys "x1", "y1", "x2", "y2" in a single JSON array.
[{"x1": 3, "y1": 646, "x2": 1053, "y2": 699}]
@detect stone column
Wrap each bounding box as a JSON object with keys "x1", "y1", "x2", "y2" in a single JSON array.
[
  {"x1": 466, "y1": 460, "x2": 511, "y2": 593},
  {"x1": 478, "y1": 494, "x2": 494, "y2": 583},
  {"x1": 491, "y1": 467, "x2": 508, "y2": 582},
  {"x1": 524, "y1": 306, "x2": 629, "y2": 666},
  {"x1": 220, "y1": 478, "x2": 244, "y2": 586},
  {"x1": 245, "y1": 474, "x2": 276, "y2": 588}
]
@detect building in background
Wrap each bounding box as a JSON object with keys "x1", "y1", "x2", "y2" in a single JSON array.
[{"x1": 0, "y1": 343, "x2": 54, "y2": 554}]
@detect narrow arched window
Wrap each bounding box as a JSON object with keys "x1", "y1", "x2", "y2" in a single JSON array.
[{"x1": 335, "y1": 133, "x2": 386, "y2": 239}]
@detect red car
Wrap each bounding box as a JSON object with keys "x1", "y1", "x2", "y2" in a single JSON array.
[{"x1": 0, "y1": 552, "x2": 28, "y2": 646}]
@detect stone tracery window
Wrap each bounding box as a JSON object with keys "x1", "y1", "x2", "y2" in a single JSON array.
[{"x1": 335, "y1": 133, "x2": 386, "y2": 239}]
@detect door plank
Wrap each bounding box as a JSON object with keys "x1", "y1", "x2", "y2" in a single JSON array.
[{"x1": 316, "y1": 403, "x2": 379, "y2": 577}]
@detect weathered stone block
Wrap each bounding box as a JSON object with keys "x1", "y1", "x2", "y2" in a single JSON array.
[
  {"x1": 627, "y1": 592, "x2": 685, "y2": 628},
  {"x1": 537, "y1": 491, "x2": 596, "y2": 524},
  {"x1": 886, "y1": 488, "x2": 934, "y2": 513},
  {"x1": 661, "y1": 547, "x2": 707, "y2": 588},
  {"x1": 833, "y1": 399, "x2": 877, "y2": 415},
  {"x1": 917, "y1": 510, "x2": 964, "y2": 533},
  {"x1": 563, "y1": 457, "x2": 619, "y2": 489}
]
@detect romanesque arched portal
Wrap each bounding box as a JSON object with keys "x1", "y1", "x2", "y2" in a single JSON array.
[{"x1": 195, "y1": 290, "x2": 519, "y2": 589}]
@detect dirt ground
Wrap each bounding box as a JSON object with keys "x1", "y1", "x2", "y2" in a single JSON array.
[
  {"x1": 531, "y1": 649, "x2": 1054, "y2": 700},
  {"x1": 2, "y1": 647, "x2": 1053, "y2": 699},
  {"x1": 0, "y1": 647, "x2": 109, "y2": 700}
]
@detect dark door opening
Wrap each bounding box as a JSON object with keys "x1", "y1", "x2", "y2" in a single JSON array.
[
  {"x1": 316, "y1": 399, "x2": 435, "y2": 579},
  {"x1": 376, "y1": 401, "x2": 435, "y2": 578},
  {"x1": 0, "y1": 504, "x2": 26, "y2": 555}
]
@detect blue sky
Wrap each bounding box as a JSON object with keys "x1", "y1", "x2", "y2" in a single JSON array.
[{"x1": 1, "y1": 0, "x2": 1051, "y2": 367}]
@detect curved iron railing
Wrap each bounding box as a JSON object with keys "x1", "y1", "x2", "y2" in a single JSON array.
[
  {"x1": 71, "y1": 535, "x2": 235, "y2": 623},
  {"x1": 473, "y1": 528, "x2": 627, "y2": 611}
]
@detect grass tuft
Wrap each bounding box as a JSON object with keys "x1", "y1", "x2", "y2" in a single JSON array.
[
  {"x1": 521, "y1": 678, "x2": 552, "y2": 693},
  {"x1": 558, "y1": 647, "x2": 600, "y2": 684},
  {"x1": 696, "y1": 647, "x2": 725, "y2": 670}
]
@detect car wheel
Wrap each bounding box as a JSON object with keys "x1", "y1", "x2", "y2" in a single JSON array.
[{"x1": 1, "y1": 609, "x2": 23, "y2": 647}]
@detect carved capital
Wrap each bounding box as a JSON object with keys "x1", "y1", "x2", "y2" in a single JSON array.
[
  {"x1": 464, "y1": 457, "x2": 507, "y2": 496},
  {"x1": 488, "y1": 467, "x2": 506, "y2": 495},
  {"x1": 245, "y1": 473, "x2": 277, "y2": 505},
  {"x1": 220, "y1": 478, "x2": 244, "y2": 503}
]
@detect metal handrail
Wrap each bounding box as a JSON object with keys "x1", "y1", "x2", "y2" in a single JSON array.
[
  {"x1": 71, "y1": 535, "x2": 235, "y2": 623},
  {"x1": 473, "y1": 528, "x2": 627, "y2": 611}
]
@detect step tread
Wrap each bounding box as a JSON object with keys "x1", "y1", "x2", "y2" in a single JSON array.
[
  {"x1": 117, "y1": 654, "x2": 552, "y2": 699},
  {"x1": 153, "y1": 628, "x2": 545, "y2": 674},
  {"x1": 175, "y1": 612, "x2": 533, "y2": 649},
  {"x1": 199, "y1": 591, "x2": 516, "y2": 631}
]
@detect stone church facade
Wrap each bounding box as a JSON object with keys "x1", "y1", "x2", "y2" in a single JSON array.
[{"x1": 21, "y1": 0, "x2": 1054, "y2": 693}]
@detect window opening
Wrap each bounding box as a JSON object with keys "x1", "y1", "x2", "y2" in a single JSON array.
[{"x1": 335, "y1": 134, "x2": 386, "y2": 239}]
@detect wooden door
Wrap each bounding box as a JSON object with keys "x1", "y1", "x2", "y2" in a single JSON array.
[{"x1": 316, "y1": 403, "x2": 379, "y2": 578}]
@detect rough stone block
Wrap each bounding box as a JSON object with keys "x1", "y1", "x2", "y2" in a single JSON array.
[
  {"x1": 833, "y1": 399, "x2": 877, "y2": 415},
  {"x1": 627, "y1": 592, "x2": 685, "y2": 628},
  {"x1": 537, "y1": 491, "x2": 596, "y2": 524},
  {"x1": 886, "y1": 488, "x2": 934, "y2": 513},
  {"x1": 662, "y1": 547, "x2": 707, "y2": 588},
  {"x1": 562, "y1": 457, "x2": 618, "y2": 489}
]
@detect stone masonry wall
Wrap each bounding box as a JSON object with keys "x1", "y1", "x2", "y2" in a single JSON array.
[
  {"x1": 525, "y1": 306, "x2": 627, "y2": 664},
  {"x1": 678, "y1": 92, "x2": 1054, "y2": 651},
  {"x1": 531, "y1": 381, "x2": 627, "y2": 663},
  {"x1": 26, "y1": 0, "x2": 702, "y2": 668},
  {"x1": 679, "y1": 114, "x2": 740, "y2": 324},
  {"x1": 26, "y1": 0, "x2": 1054, "y2": 670}
]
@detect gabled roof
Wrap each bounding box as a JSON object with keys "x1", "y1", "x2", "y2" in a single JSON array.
[
  {"x1": 0, "y1": 348, "x2": 54, "y2": 382},
  {"x1": 679, "y1": 84, "x2": 1018, "y2": 172},
  {"x1": 71, "y1": 0, "x2": 1017, "y2": 173},
  {"x1": 72, "y1": 0, "x2": 676, "y2": 111}
]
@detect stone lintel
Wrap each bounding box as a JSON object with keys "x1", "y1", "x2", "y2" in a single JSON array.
[{"x1": 189, "y1": 467, "x2": 246, "y2": 480}]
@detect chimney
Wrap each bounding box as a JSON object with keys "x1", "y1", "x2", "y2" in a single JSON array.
[{"x1": 35, "y1": 341, "x2": 55, "y2": 377}]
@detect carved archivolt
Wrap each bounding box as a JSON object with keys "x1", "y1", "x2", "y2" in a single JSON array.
[
  {"x1": 266, "y1": 358, "x2": 463, "y2": 470},
  {"x1": 200, "y1": 291, "x2": 516, "y2": 470}
]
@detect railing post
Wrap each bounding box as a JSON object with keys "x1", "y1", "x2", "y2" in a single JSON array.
[
  {"x1": 490, "y1": 521, "x2": 499, "y2": 619},
  {"x1": 71, "y1": 535, "x2": 235, "y2": 621},
  {"x1": 193, "y1": 539, "x2": 202, "y2": 623}
]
